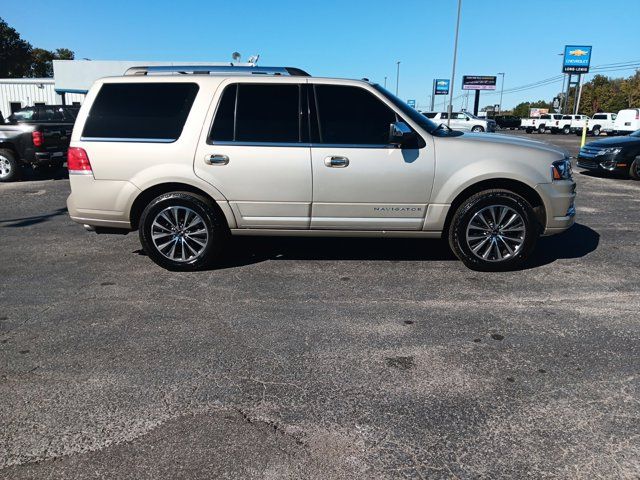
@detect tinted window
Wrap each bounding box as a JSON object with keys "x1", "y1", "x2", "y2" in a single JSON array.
[
  {"x1": 423, "y1": 112, "x2": 437, "y2": 118},
  {"x1": 562, "y1": 115, "x2": 572, "y2": 120},
  {"x1": 314, "y1": 85, "x2": 396, "y2": 145},
  {"x1": 593, "y1": 114, "x2": 607, "y2": 120},
  {"x1": 83, "y1": 83, "x2": 199, "y2": 141},
  {"x1": 210, "y1": 84, "x2": 300, "y2": 143},
  {"x1": 540, "y1": 115, "x2": 551, "y2": 119},
  {"x1": 39, "y1": 107, "x2": 66, "y2": 122},
  {"x1": 9, "y1": 109, "x2": 35, "y2": 123}
]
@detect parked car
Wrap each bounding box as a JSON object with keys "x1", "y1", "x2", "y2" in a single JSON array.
[
  {"x1": 494, "y1": 115, "x2": 521, "y2": 130},
  {"x1": 0, "y1": 105, "x2": 79, "y2": 181},
  {"x1": 421, "y1": 111, "x2": 496, "y2": 133},
  {"x1": 520, "y1": 114, "x2": 563, "y2": 134},
  {"x1": 572, "y1": 113, "x2": 617, "y2": 136},
  {"x1": 577, "y1": 129, "x2": 640, "y2": 179},
  {"x1": 554, "y1": 115, "x2": 589, "y2": 135},
  {"x1": 613, "y1": 108, "x2": 640, "y2": 135},
  {"x1": 67, "y1": 65, "x2": 575, "y2": 272}
]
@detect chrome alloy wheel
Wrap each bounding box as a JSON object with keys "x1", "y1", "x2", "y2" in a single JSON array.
[
  {"x1": 151, "y1": 206, "x2": 209, "y2": 262},
  {"x1": 0, "y1": 155, "x2": 12, "y2": 179},
  {"x1": 465, "y1": 205, "x2": 526, "y2": 262}
]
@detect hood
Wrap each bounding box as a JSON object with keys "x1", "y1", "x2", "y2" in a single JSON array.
[
  {"x1": 452, "y1": 132, "x2": 568, "y2": 157},
  {"x1": 584, "y1": 135, "x2": 640, "y2": 148}
]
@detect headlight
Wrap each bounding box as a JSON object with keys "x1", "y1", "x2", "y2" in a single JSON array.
[
  {"x1": 600, "y1": 147, "x2": 622, "y2": 156},
  {"x1": 551, "y1": 159, "x2": 573, "y2": 181}
]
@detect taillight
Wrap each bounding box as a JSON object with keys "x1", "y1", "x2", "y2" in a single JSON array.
[
  {"x1": 32, "y1": 131, "x2": 43, "y2": 147},
  {"x1": 67, "y1": 147, "x2": 93, "y2": 175}
]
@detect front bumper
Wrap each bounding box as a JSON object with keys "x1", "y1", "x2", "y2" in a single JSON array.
[
  {"x1": 535, "y1": 180, "x2": 576, "y2": 236},
  {"x1": 577, "y1": 155, "x2": 629, "y2": 174}
]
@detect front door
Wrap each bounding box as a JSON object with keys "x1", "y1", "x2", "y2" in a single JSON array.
[
  {"x1": 195, "y1": 81, "x2": 312, "y2": 229},
  {"x1": 309, "y1": 83, "x2": 434, "y2": 230}
]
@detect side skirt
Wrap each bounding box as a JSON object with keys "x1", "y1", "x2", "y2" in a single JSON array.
[{"x1": 230, "y1": 229, "x2": 442, "y2": 238}]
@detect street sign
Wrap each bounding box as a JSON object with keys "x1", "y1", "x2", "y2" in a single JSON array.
[
  {"x1": 462, "y1": 75, "x2": 497, "y2": 90},
  {"x1": 562, "y1": 45, "x2": 592, "y2": 73},
  {"x1": 434, "y1": 79, "x2": 450, "y2": 95},
  {"x1": 407, "y1": 99, "x2": 416, "y2": 108}
]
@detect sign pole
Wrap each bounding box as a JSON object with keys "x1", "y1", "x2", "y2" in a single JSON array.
[
  {"x1": 447, "y1": 0, "x2": 462, "y2": 127},
  {"x1": 574, "y1": 74, "x2": 584, "y2": 115},
  {"x1": 473, "y1": 90, "x2": 480, "y2": 116},
  {"x1": 431, "y1": 80, "x2": 435, "y2": 111}
]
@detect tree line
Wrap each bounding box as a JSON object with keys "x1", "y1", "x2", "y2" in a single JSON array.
[
  {"x1": 0, "y1": 17, "x2": 74, "y2": 78},
  {"x1": 506, "y1": 71, "x2": 640, "y2": 118}
]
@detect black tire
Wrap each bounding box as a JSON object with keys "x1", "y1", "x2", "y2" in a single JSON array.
[
  {"x1": 630, "y1": 157, "x2": 640, "y2": 180},
  {"x1": 448, "y1": 189, "x2": 539, "y2": 272},
  {"x1": 592, "y1": 126, "x2": 601, "y2": 136},
  {"x1": 0, "y1": 149, "x2": 21, "y2": 182},
  {"x1": 525, "y1": 128, "x2": 533, "y2": 134},
  {"x1": 138, "y1": 191, "x2": 228, "y2": 271},
  {"x1": 538, "y1": 125, "x2": 546, "y2": 134},
  {"x1": 471, "y1": 126, "x2": 484, "y2": 133},
  {"x1": 563, "y1": 125, "x2": 571, "y2": 135}
]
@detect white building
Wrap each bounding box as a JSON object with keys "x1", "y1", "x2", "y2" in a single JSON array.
[{"x1": 0, "y1": 78, "x2": 85, "y2": 117}]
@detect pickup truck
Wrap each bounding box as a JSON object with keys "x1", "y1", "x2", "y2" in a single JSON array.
[
  {"x1": 554, "y1": 115, "x2": 589, "y2": 135},
  {"x1": 520, "y1": 114, "x2": 564, "y2": 134},
  {"x1": 0, "y1": 105, "x2": 79, "y2": 182},
  {"x1": 572, "y1": 113, "x2": 617, "y2": 136}
]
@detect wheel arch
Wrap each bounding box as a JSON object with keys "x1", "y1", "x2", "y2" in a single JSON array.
[
  {"x1": 129, "y1": 182, "x2": 236, "y2": 230},
  {"x1": 441, "y1": 178, "x2": 546, "y2": 238}
]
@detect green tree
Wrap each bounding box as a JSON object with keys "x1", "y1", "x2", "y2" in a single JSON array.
[
  {"x1": 29, "y1": 47, "x2": 75, "y2": 77},
  {"x1": 0, "y1": 17, "x2": 32, "y2": 77}
]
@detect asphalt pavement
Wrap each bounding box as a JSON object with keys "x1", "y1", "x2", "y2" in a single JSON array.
[{"x1": 1, "y1": 131, "x2": 639, "y2": 479}]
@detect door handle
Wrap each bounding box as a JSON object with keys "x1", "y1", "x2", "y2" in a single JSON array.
[
  {"x1": 324, "y1": 156, "x2": 349, "y2": 168},
  {"x1": 205, "y1": 154, "x2": 229, "y2": 165}
]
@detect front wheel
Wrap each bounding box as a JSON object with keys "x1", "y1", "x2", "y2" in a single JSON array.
[
  {"x1": 630, "y1": 157, "x2": 640, "y2": 180},
  {"x1": 563, "y1": 126, "x2": 571, "y2": 135},
  {"x1": 471, "y1": 126, "x2": 484, "y2": 133},
  {"x1": 139, "y1": 192, "x2": 228, "y2": 271},
  {"x1": 592, "y1": 126, "x2": 601, "y2": 136},
  {"x1": 448, "y1": 190, "x2": 539, "y2": 271}
]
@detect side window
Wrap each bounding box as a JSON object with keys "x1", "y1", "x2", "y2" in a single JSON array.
[
  {"x1": 82, "y1": 83, "x2": 199, "y2": 141},
  {"x1": 210, "y1": 84, "x2": 300, "y2": 143},
  {"x1": 313, "y1": 85, "x2": 397, "y2": 145}
]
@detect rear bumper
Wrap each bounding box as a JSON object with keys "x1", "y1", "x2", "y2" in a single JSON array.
[
  {"x1": 535, "y1": 181, "x2": 576, "y2": 235},
  {"x1": 23, "y1": 148, "x2": 67, "y2": 165}
]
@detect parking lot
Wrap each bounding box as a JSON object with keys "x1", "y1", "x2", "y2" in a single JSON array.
[{"x1": 1, "y1": 131, "x2": 639, "y2": 478}]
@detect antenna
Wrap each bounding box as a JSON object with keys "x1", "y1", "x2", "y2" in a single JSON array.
[{"x1": 231, "y1": 52, "x2": 241, "y2": 64}]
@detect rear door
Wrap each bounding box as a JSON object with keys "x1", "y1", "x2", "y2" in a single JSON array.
[
  {"x1": 194, "y1": 80, "x2": 312, "y2": 229},
  {"x1": 309, "y1": 83, "x2": 434, "y2": 230}
]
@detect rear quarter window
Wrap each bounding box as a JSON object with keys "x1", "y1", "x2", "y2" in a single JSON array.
[{"x1": 82, "y1": 83, "x2": 199, "y2": 141}]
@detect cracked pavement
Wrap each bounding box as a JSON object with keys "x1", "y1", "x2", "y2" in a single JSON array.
[{"x1": 1, "y1": 132, "x2": 639, "y2": 478}]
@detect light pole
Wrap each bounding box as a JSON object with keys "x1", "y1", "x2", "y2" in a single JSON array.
[
  {"x1": 497, "y1": 72, "x2": 505, "y2": 113},
  {"x1": 447, "y1": 0, "x2": 462, "y2": 127},
  {"x1": 395, "y1": 61, "x2": 400, "y2": 96}
]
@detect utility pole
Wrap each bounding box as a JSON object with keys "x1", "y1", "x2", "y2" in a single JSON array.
[
  {"x1": 395, "y1": 61, "x2": 400, "y2": 96},
  {"x1": 447, "y1": 0, "x2": 462, "y2": 127},
  {"x1": 497, "y1": 72, "x2": 505, "y2": 114}
]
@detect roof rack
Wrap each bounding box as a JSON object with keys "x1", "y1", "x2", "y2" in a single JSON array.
[{"x1": 124, "y1": 65, "x2": 310, "y2": 77}]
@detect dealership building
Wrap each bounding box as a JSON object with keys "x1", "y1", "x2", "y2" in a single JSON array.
[{"x1": 0, "y1": 60, "x2": 239, "y2": 118}]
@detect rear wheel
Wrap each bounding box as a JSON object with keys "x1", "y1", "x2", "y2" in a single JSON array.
[
  {"x1": 563, "y1": 125, "x2": 571, "y2": 135},
  {"x1": 592, "y1": 125, "x2": 601, "y2": 136},
  {"x1": 448, "y1": 189, "x2": 539, "y2": 271},
  {"x1": 471, "y1": 126, "x2": 484, "y2": 133},
  {"x1": 0, "y1": 149, "x2": 20, "y2": 182},
  {"x1": 139, "y1": 192, "x2": 228, "y2": 271},
  {"x1": 538, "y1": 125, "x2": 546, "y2": 134},
  {"x1": 630, "y1": 157, "x2": 640, "y2": 180}
]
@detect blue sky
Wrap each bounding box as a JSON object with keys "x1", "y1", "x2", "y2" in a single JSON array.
[{"x1": 4, "y1": 0, "x2": 639, "y2": 110}]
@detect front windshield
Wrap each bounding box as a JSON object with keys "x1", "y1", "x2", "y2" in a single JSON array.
[{"x1": 372, "y1": 84, "x2": 439, "y2": 134}]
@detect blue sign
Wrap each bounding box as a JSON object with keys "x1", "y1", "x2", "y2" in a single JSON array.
[
  {"x1": 563, "y1": 45, "x2": 592, "y2": 73},
  {"x1": 407, "y1": 99, "x2": 416, "y2": 108},
  {"x1": 434, "y1": 78, "x2": 450, "y2": 95}
]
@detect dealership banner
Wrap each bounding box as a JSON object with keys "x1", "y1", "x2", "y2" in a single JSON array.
[
  {"x1": 562, "y1": 45, "x2": 592, "y2": 73},
  {"x1": 462, "y1": 75, "x2": 497, "y2": 90},
  {"x1": 434, "y1": 79, "x2": 450, "y2": 95}
]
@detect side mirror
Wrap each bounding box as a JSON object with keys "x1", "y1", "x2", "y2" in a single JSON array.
[
  {"x1": 466, "y1": 117, "x2": 470, "y2": 121},
  {"x1": 388, "y1": 121, "x2": 414, "y2": 146}
]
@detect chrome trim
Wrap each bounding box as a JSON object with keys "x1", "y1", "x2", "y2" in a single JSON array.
[
  {"x1": 230, "y1": 229, "x2": 442, "y2": 238},
  {"x1": 209, "y1": 140, "x2": 400, "y2": 149},
  {"x1": 80, "y1": 137, "x2": 176, "y2": 143},
  {"x1": 68, "y1": 170, "x2": 94, "y2": 175}
]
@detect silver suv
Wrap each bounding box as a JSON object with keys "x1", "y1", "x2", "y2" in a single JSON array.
[
  {"x1": 67, "y1": 65, "x2": 576, "y2": 271},
  {"x1": 422, "y1": 111, "x2": 496, "y2": 133}
]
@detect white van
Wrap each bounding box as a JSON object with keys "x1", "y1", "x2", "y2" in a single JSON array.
[{"x1": 613, "y1": 109, "x2": 640, "y2": 135}]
